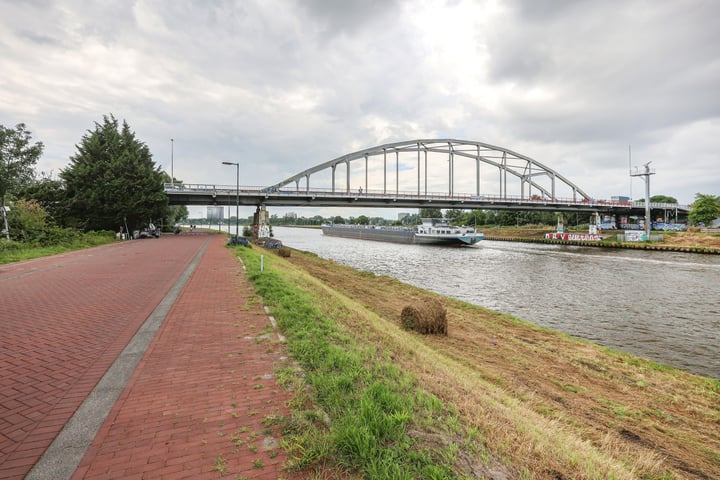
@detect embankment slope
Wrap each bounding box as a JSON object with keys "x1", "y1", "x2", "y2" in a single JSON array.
[{"x1": 279, "y1": 249, "x2": 719, "y2": 478}]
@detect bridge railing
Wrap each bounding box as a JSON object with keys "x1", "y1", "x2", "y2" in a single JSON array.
[
  {"x1": 165, "y1": 184, "x2": 643, "y2": 207},
  {"x1": 164, "y1": 184, "x2": 690, "y2": 211}
]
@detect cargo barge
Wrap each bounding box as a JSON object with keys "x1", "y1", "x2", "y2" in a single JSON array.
[{"x1": 321, "y1": 219, "x2": 482, "y2": 246}]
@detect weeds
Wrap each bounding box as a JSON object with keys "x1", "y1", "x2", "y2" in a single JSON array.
[{"x1": 211, "y1": 454, "x2": 228, "y2": 475}]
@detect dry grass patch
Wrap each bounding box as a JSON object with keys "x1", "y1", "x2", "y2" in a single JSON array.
[
  {"x1": 400, "y1": 297, "x2": 448, "y2": 334},
  {"x1": 282, "y1": 249, "x2": 720, "y2": 479}
]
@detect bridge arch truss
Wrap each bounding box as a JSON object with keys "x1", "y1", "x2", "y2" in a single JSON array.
[{"x1": 269, "y1": 139, "x2": 591, "y2": 203}]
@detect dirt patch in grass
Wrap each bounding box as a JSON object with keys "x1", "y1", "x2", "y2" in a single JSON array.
[{"x1": 283, "y1": 250, "x2": 720, "y2": 479}]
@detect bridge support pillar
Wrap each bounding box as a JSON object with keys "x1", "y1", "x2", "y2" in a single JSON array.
[{"x1": 253, "y1": 205, "x2": 270, "y2": 238}]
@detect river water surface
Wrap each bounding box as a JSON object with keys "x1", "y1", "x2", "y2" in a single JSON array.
[{"x1": 274, "y1": 227, "x2": 720, "y2": 379}]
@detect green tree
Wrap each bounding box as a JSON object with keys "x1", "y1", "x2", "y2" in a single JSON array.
[
  {"x1": 419, "y1": 207, "x2": 442, "y2": 219},
  {"x1": 1, "y1": 123, "x2": 44, "y2": 239},
  {"x1": 444, "y1": 209, "x2": 464, "y2": 223},
  {"x1": 61, "y1": 115, "x2": 168, "y2": 232},
  {"x1": 19, "y1": 173, "x2": 68, "y2": 227},
  {"x1": 688, "y1": 193, "x2": 720, "y2": 226},
  {"x1": 159, "y1": 172, "x2": 188, "y2": 230},
  {"x1": 355, "y1": 215, "x2": 370, "y2": 225},
  {"x1": 457, "y1": 210, "x2": 492, "y2": 226},
  {"x1": 649, "y1": 195, "x2": 678, "y2": 204},
  {"x1": 637, "y1": 195, "x2": 679, "y2": 204}
]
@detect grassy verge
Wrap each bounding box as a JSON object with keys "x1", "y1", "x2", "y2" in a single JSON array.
[
  {"x1": 235, "y1": 246, "x2": 719, "y2": 479},
  {"x1": 0, "y1": 230, "x2": 116, "y2": 264},
  {"x1": 235, "y1": 246, "x2": 488, "y2": 479}
]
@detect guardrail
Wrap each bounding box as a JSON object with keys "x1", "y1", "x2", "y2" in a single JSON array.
[{"x1": 163, "y1": 184, "x2": 691, "y2": 211}]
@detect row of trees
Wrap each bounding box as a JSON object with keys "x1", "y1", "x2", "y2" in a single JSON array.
[
  {"x1": 255, "y1": 209, "x2": 581, "y2": 228},
  {"x1": 1, "y1": 116, "x2": 187, "y2": 244},
  {"x1": 258, "y1": 198, "x2": 719, "y2": 229}
]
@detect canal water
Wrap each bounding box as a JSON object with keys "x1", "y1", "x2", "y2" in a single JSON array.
[{"x1": 274, "y1": 227, "x2": 720, "y2": 379}]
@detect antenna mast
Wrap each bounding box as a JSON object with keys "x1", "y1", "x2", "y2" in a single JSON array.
[
  {"x1": 628, "y1": 145, "x2": 632, "y2": 200},
  {"x1": 630, "y1": 160, "x2": 656, "y2": 240}
]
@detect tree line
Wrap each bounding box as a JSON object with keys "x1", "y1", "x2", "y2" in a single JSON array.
[
  {"x1": 1, "y1": 115, "x2": 187, "y2": 245},
  {"x1": 3, "y1": 115, "x2": 717, "y2": 247},
  {"x1": 218, "y1": 198, "x2": 718, "y2": 230}
]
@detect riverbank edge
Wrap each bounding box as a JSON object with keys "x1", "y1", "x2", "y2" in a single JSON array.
[
  {"x1": 277, "y1": 225, "x2": 720, "y2": 254},
  {"x1": 237, "y1": 243, "x2": 720, "y2": 479},
  {"x1": 484, "y1": 235, "x2": 720, "y2": 254}
]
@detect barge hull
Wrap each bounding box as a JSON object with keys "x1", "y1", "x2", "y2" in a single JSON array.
[
  {"x1": 321, "y1": 226, "x2": 415, "y2": 244},
  {"x1": 321, "y1": 225, "x2": 481, "y2": 246}
]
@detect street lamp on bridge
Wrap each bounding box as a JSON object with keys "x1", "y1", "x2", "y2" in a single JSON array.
[{"x1": 222, "y1": 161, "x2": 240, "y2": 240}]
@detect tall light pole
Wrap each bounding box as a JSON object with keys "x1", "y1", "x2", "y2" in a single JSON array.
[
  {"x1": 170, "y1": 138, "x2": 174, "y2": 185},
  {"x1": 222, "y1": 161, "x2": 240, "y2": 240},
  {"x1": 630, "y1": 161, "x2": 655, "y2": 240}
]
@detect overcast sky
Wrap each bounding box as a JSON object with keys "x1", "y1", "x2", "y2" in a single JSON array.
[{"x1": 1, "y1": 0, "x2": 718, "y2": 219}]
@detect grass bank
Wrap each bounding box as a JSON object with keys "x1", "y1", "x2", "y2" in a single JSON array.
[
  {"x1": 236, "y1": 246, "x2": 719, "y2": 479},
  {"x1": 0, "y1": 230, "x2": 116, "y2": 264},
  {"x1": 236, "y1": 246, "x2": 487, "y2": 479},
  {"x1": 482, "y1": 226, "x2": 720, "y2": 253}
]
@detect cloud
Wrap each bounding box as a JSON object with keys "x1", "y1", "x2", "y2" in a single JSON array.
[{"x1": 0, "y1": 0, "x2": 717, "y2": 214}]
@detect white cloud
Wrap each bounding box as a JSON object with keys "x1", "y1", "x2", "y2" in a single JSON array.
[{"x1": 0, "y1": 0, "x2": 717, "y2": 217}]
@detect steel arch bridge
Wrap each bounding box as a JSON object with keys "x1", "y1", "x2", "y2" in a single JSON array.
[
  {"x1": 268, "y1": 139, "x2": 591, "y2": 202},
  {"x1": 164, "y1": 138, "x2": 689, "y2": 215}
]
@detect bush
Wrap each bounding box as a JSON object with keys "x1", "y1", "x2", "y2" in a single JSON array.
[
  {"x1": 33, "y1": 227, "x2": 81, "y2": 247},
  {"x1": 0, "y1": 239, "x2": 23, "y2": 252},
  {"x1": 6, "y1": 199, "x2": 49, "y2": 243}
]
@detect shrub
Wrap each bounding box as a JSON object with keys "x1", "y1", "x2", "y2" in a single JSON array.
[
  {"x1": 0, "y1": 239, "x2": 23, "y2": 252},
  {"x1": 6, "y1": 199, "x2": 49, "y2": 242}
]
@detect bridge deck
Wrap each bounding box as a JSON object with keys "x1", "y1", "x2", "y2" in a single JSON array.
[{"x1": 165, "y1": 184, "x2": 689, "y2": 214}]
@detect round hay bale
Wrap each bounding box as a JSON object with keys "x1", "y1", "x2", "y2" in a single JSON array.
[
  {"x1": 400, "y1": 298, "x2": 447, "y2": 335},
  {"x1": 277, "y1": 246, "x2": 292, "y2": 257}
]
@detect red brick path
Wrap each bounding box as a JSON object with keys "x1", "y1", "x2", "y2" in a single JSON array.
[
  {"x1": 73, "y1": 235, "x2": 298, "y2": 479},
  {"x1": 1, "y1": 237, "x2": 209, "y2": 479},
  {"x1": 0, "y1": 236, "x2": 300, "y2": 479}
]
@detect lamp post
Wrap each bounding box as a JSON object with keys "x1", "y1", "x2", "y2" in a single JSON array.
[
  {"x1": 170, "y1": 138, "x2": 174, "y2": 185},
  {"x1": 222, "y1": 161, "x2": 240, "y2": 240}
]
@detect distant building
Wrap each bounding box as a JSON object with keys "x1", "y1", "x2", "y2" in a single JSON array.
[
  {"x1": 611, "y1": 196, "x2": 630, "y2": 203},
  {"x1": 207, "y1": 206, "x2": 224, "y2": 221},
  {"x1": 398, "y1": 212, "x2": 411, "y2": 221}
]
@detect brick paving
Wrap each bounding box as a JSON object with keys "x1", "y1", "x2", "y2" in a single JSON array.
[
  {"x1": 1, "y1": 236, "x2": 210, "y2": 479},
  {"x1": 2, "y1": 235, "x2": 301, "y2": 479},
  {"x1": 72, "y1": 235, "x2": 299, "y2": 480}
]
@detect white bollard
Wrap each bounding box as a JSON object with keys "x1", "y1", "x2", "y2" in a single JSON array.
[{"x1": 260, "y1": 255, "x2": 264, "y2": 272}]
